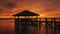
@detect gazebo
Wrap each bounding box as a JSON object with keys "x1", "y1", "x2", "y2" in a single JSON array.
[{"x1": 13, "y1": 10, "x2": 40, "y2": 34}]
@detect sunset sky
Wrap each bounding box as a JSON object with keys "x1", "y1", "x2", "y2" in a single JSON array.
[{"x1": 0, "y1": 0, "x2": 60, "y2": 18}]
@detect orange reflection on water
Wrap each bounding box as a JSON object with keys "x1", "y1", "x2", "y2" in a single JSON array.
[{"x1": 0, "y1": 19, "x2": 14, "y2": 34}]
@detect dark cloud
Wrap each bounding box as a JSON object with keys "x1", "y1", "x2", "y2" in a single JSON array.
[
  {"x1": 0, "y1": 0, "x2": 17, "y2": 9},
  {"x1": 4, "y1": 2, "x2": 17, "y2": 9}
]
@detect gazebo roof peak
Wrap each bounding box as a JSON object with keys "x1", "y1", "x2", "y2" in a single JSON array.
[{"x1": 13, "y1": 10, "x2": 39, "y2": 16}]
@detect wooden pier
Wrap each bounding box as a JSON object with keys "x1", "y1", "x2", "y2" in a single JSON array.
[{"x1": 14, "y1": 18, "x2": 60, "y2": 34}]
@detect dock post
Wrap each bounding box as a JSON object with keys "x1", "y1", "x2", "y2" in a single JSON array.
[
  {"x1": 45, "y1": 18, "x2": 48, "y2": 34},
  {"x1": 54, "y1": 18, "x2": 56, "y2": 34}
]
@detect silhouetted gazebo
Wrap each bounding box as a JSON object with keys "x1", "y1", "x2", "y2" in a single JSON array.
[{"x1": 13, "y1": 10, "x2": 40, "y2": 34}]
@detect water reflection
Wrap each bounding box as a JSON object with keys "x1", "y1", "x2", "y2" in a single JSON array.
[{"x1": 0, "y1": 19, "x2": 60, "y2": 34}]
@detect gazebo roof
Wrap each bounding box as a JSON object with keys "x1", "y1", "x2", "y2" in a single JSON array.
[{"x1": 13, "y1": 10, "x2": 39, "y2": 16}]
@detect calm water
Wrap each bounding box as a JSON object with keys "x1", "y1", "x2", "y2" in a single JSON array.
[{"x1": 0, "y1": 19, "x2": 60, "y2": 34}]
